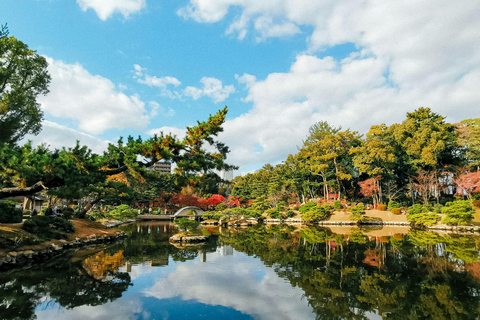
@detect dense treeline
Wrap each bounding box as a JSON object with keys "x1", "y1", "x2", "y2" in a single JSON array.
[{"x1": 231, "y1": 108, "x2": 480, "y2": 208}]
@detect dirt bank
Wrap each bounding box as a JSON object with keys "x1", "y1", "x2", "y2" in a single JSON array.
[{"x1": 0, "y1": 218, "x2": 124, "y2": 259}]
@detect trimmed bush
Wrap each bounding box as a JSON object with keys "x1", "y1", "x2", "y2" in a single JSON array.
[
  {"x1": 348, "y1": 205, "x2": 365, "y2": 215},
  {"x1": 0, "y1": 202, "x2": 23, "y2": 223},
  {"x1": 299, "y1": 202, "x2": 317, "y2": 214},
  {"x1": 393, "y1": 234, "x2": 404, "y2": 241},
  {"x1": 333, "y1": 200, "x2": 343, "y2": 210},
  {"x1": 433, "y1": 203, "x2": 443, "y2": 214},
  {"x1": 62, "y1": 207, "x2": 75, "y2": 219},
  {"x1": 387, "y1": 201, "x2": 401, "y2": 210},
  {"x1": 302, "y1": 205, "x2": 329, "y2": 221},
  {"x1": 269, "y1": 212, "x2": 283, "y2": 219},
  {"x1": 174, "y1": 217, "x2": 199, "y2": 232},
  {"x1": 215, "y1": 203, "x2": 227, "y2": 211},
  {"x1": 408, "y1": 204, "x2": 428, "y2": 215},
  {"x1": 104, "y1": 205, "x2": 137, "y2": 220},
  {"x1": 377, "y1": 204, "x2": 387, "y2": 211},
  {"x1": 391, "y1": 208, "x2": 401, "y2": 215},
  {"x1": 22, "y1": 216, "x2": 75, "y2": 240},
  {"x1": 441, "y1": 200, "x2": 474, "y2": 225},
  {"x1": 407, "y1": 212, "x2": 441, "y2": 226}
]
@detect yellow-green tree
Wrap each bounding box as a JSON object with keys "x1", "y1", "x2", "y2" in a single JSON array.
[
  {"x1": 300, "y1": 122, "x2": 361, "y2": 200},
  {"x1": 457, "y1": 118, "x2": 480, "y2": 169}
]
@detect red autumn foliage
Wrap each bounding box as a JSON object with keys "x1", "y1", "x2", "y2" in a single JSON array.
[
  {"x1": 359, "y1": 178, "x2": 379, "y2": 197},
  {"x1": 168, "y1": 193, "x2": 205, "y2": 209},
  {"x1": 227, "y1": 195, "x2": 241, "y2": 208},
  {"x1": 363, "y1": 249, "x2": 384, "y2": 268},
  {"x1": 207, "y1": 194, "x2": 225, "y2": 207},
  {"x1": 455, "y1": 171, "x2": 480, "y2": 197}
]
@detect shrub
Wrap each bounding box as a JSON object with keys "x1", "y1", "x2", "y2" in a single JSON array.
[
  {"x1": 276, "y1": 201, "x2": 286, "y2": 211},
  {"x1": 299, "y1": 202, "x2": 317, "y2": 214},
  {"x1": 333, "y1": 200, "x2": 343, "y2": 210},
  {"x1": 174, "y1": 217, "x2": 199, "y2": 232},
  {"x1": 348, "y1": 205, "x2": 365, "y2": 215},
  {"x1": 379, "y1": 236, "x2": 389, "y2": 243},
  {"x1": 408, "y1": 204, "x2": 428, "y2": 215},
  {"x1": 22, "y1": 216, "x2": 75, "y2": 240},
  {"x1": 286, "y1": 210, "x2": 295, "y2": 218},
  {"x1": 302, "y1": 205, "x2": 329, "y2": 221},
  {"x1": 202, "y1": 211, "x2": 222, "y2": 221},
  {"x1": 62, "y1": 207, "x2": 75, "y2": 219},
  {"x1": 408, "y1": 212, "x2": 440, "y2": 226},
  {"x1": 441, "y1": 200, "x2": 474, "y2": 225},
  {"x1": 387, "y1": 201, "x2": 401, "y2": 210},
  {"x1": 243, "y1": 208, "x2": 261, "y2": 219},
  {"x1": 377, "y1": 204, "x2": 387, "y2": 211},
  {"x1": 215, "y1": 203, "x2": 227, "y2": 211},
  {"x1": 433, "y1": 203, "x2": 443, "y2": 214},
  {"x1": 269, "y1": 212, "x2": 283, "y2": 220},
  {"x1": 391, "y1": 208, "x2": 401, "y2": 215},
  {"x1": 0, "y1": 202, "x2": 23, "y2": 223},
  {"x1": 104, "y1": 205, "x2": 137, "y2": 220},
  {"x1": 393, "y1": 234, "x2": 404, "y2": 241}
]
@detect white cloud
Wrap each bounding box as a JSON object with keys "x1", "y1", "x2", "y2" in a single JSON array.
[
  {"x1": 35, "y1": 297, "x2": 143, "y2": 320},
  {"x1": 178, "y1": 0, "x2": 480, "y2": 172},
  {"x1": 39, "y1": 58, "x2": 150, "y2": 135},
  {"x1": 144, "y1": 250, "x2": 314, "y2": 320},
  {"x1": 148, "y1": 101, "x2": 175, "y2": 118},
  {"x1": 183, "y1": 77, "x2": 235, "y2": 103},
  {"x1": 236, "y1": 73, "x2": 257, "y2": 88},
  {"x1": 133, "y1": 65, "x2": 182, "y2": 99},
  {"x1": 77, "y1": 0, "x2": 146, "y2": 21},
  {"x1": 22, "y1": 120, "x2": 110, "y2": 155}
]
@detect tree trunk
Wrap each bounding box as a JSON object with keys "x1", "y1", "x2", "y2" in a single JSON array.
[{"x1": 76, "y1": 198, "x2": 102, "y2": 219}]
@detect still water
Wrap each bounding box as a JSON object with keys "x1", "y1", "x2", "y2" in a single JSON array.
[{"x1": 2, "y1": 222, "x2": 480, "y2": 319}]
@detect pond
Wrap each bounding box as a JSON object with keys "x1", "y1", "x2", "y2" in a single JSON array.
[{"x1": 2, "y1": 221, "x2": 480, "y2": 319}]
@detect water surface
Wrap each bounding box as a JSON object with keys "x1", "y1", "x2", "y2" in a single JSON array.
[{"x1": 2, "y1": 222, "x2": 480, "y2": 319}]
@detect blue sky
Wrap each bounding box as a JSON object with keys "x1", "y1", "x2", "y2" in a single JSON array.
[{"x1": 3, "y1": 0, "x2": 480, "y2": 173}]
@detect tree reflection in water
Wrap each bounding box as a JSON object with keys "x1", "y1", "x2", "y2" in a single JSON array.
[
  {"x1": 0, "y1": 249, "x2": 131, "y2": 320},
  {"x1": 2, "y1": 223, "x2": 480, "y2": 320},
  {"x1": 220, "y1": 225, "x2": 480, "y2": 320}
]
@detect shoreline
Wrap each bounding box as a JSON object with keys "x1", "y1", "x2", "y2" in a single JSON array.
[{"x1": 0, "y1": 219, "x2": 127, "y2": 271}]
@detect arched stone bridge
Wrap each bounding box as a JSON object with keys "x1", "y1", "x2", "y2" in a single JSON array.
[
  {"x1": 173, "y1": 206, "x2": 204, "y2": 218},
  {"x1": 136, "y1": 206, "x2": 204, "y2": 220}
]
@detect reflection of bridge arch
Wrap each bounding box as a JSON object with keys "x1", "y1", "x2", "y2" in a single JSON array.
[{"x1": 173, "y1": 206, "x2": 204, "y2": 218}]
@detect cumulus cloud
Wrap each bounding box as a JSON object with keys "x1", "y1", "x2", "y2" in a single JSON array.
[
  {"x1": 22, "y1": 120, "x2": 110, "y2": 155},
  {"x1": 77, "y1": 0, "x2": 146, "y2": 21},
  {"x1": 144, "y1": 249, "x2": 314, "y2": 320},
  {"x1": 39, "y1": 58, "x2": 150, "y2": 135},
  {"x1": 183, "y1": 77, "x2": 235, "y2": 103},
  {"x1": 178, "y1": 0, "x2": 480, "y2": 172}
]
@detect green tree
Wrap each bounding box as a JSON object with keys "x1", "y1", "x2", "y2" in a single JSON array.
[
  {"x1": 390, "y1": 107, "x2": 460, "y2": 170},
  {"x1": 457, "y1": 118, "x2": 480, "y2": 169},
  {"x1": 300, "y1": 122, "x2": 361, "y2": 200},
  {"x1": 0, "y1": 25, "x2": 51, "y2": 145},
  {"x1": 0, "y1": 109, "x2": 236, "y2": 209}
]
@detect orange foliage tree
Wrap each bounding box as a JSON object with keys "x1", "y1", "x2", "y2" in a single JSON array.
[{"x1": 455, "y1": 171, "x2": 480, "y2": 199}]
